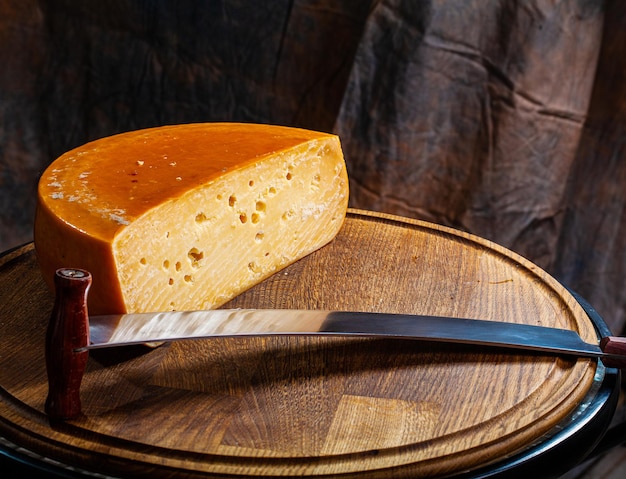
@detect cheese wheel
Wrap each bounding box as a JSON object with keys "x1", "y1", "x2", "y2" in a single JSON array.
[{"x1": 35, "y1": 123, "x2": 349, "y2": 315}]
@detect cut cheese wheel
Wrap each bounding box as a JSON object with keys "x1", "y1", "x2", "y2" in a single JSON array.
[{"x1": 35, "y1": 123, "x2": 349, "y2": 315}]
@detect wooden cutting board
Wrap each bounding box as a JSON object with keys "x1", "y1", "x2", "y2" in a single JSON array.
[{"x1": 0, "y1": 209, "x2": 599, "y2": 478}]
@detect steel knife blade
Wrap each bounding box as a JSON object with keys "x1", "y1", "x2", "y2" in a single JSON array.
[{"x1": 82, "y1": 308, "x2": 626, "y2": 368}]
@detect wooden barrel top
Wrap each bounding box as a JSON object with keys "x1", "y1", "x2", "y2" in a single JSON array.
[{"x1": 0, "y1": 209, "x2": 601, "y2": 477}]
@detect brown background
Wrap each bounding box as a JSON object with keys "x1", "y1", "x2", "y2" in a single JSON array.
[{"x1": 1, "y1": 0, "x2": 625, "y2": 336}]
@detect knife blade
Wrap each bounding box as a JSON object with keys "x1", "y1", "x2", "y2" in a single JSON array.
[
  {"x1": 85, "y1": 308, "x2": 619, "y2": 365},
  {"x1": 44, "y1": 268, "x2": 626, "y2": 420}
]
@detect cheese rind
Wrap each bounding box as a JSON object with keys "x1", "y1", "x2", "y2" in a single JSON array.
[{"x1": 35, "y1": 123, "x2": 349, "y2": 314}]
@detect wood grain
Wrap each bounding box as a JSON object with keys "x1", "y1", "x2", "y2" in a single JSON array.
[{"x1": 0, "y1": 209, "x2": 600, "y2": 477}]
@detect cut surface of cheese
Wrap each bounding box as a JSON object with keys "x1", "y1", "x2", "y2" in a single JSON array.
[{"x1": 35, "y1": 123, "x2": 349, "y2": 314}]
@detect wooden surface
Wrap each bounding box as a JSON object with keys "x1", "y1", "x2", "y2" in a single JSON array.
[{"x1": 0, "y1": 209, "x2": 601, "y2": 478}]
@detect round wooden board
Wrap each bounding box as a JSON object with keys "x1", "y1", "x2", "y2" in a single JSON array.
[{"x1": 0, "y1": 209, "x2": 601, "y2": 478}]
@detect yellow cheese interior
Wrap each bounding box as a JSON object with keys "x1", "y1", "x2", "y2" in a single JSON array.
[
  {"x1": 35, "y1": 123, "x2": 349, "y2": 314},
  {"x1": 113, "y1": 140, "x2": 346, "y2": 312}
]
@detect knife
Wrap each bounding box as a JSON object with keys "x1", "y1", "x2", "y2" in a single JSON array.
[{"x1": 45, "y1": 268, "x2": 626, "y2": 420}]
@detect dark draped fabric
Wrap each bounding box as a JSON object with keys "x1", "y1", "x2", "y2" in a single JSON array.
[{"x1": 2, "y1": 0, "x2": 625, "y2": 336}]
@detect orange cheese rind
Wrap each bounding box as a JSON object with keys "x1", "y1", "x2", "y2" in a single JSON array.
[{"x1": 35, "y1": 123, "x2": 349, "y2": 314}]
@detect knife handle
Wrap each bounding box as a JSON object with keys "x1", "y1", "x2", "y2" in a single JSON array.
[
  {"x1": 600, "y1": 336, "x2": 626, "y2": 368},
  {"x1": 45, "y1": 268, "x2": 91, "y2": 420}
]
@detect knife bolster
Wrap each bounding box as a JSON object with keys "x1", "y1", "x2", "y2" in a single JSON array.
[{"x1": 45, "y1": 268, "x2": 91, "y2": 420}]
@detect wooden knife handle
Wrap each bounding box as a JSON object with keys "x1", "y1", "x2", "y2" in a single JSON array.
[
  {"x1": 45, "y1": 268, "x2": 91, "y2": 420},
  {"x1": 600, "y1": 336, "x2": 626, "y2": 368}
]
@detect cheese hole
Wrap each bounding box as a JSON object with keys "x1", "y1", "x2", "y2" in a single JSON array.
[
  {"x1": 188, "y1": 248, "x2": 204, "y2": 268},
  {"x1": 175, "y1": 262, "x2": 182, "y2": 272},
  {"x1": 239, "y1": 213, "x2": 247, "y2": 224},
  {"x1": 168, "y1": 278, "x2": 174, "y2": 285},
  {"x1": 251, "y1": 213, "x2": 260, "y2": 224},
  {"x1": 255, "y1": 232, "x2": 264, "y2": 242},
  {"x1": 268, "y1": 187, "x2": 277, "y2": 196},
  {"x1": 195, "y1": 212, "x2": 209, "y2": 223},
  {"x1": 163, "y1": 260, "x2": 170, "y2": 269},
  {"x1": 184, "y1": 274, "x2": 193, "y2": 283},
  {"x1": 216, "y1": 194, "x2": 223, "y2": 201},
  {"x1": 139, "y1": 257, "x2": 147, "y2": 265},
  {"x1": 229, "y1": 195, "x2": 236, "y2": 207},
  {"x1": 286, "y1": 172, "x2": 293, "y2": 181},
  {"x1": 249, "y1": 180, "x2": 254, "y2": 187},
  {"x1": 318, "y1": 145, "x2": 330, "y2": 157},
  {"x1": 255, "y1": 201, "x2": 266, "y2": 212}
]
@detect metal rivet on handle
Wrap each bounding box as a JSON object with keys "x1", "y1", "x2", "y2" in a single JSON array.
[{"x1": 57, "y1": 268, "x2": 89, "y2": 279}]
